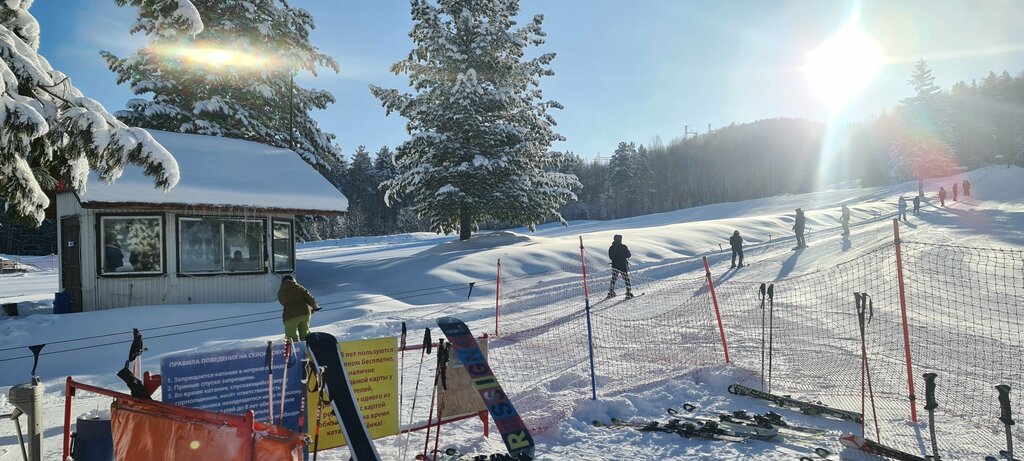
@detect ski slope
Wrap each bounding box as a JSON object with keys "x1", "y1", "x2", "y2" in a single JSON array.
[{"x1": 1, "y1": 166, "x2": 1022, "y2": 460}]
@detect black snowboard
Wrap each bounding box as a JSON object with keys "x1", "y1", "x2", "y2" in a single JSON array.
[{"x1": 305, "y1": 332, "x2": 381, "y2": 461}]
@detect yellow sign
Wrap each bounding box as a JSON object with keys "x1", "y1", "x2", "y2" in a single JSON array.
[{"x1": 307, "y1": 336, "x2": 399, "y2": 450}]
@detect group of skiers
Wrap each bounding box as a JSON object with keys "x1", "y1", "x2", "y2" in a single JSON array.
[
  {"x1": 938, "y1": 178, "x2": 971, "y2": 207},
  {"x1": 279, "y1": 178, "x2": 980, "y2": 332}
]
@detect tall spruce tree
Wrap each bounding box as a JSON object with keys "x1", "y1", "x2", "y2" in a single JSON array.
[
  {"x1": 889, "y1": 59, "x2": 958, "y2": 196},
  {"x1": 1, "y1": 1, "x2": 197, "y2": 225},
  {"x1": 103, "y1": 0, "x2": 342, "y2": 169},
  {"x1": 371, "y1": 0, "x2": 579, "y2": 240}
]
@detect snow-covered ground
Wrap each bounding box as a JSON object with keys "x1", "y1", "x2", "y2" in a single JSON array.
[{"x1": 1, "y1": 166, "x2": 1022, "y2": 460}]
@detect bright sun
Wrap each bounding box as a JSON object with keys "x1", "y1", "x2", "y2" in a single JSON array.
[{"x1": 804, "y1": 24, "x2": 882, "y2": 107}]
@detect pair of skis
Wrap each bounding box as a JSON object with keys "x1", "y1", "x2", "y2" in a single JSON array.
[
  {"x1": 668, "y1": 404, "x2": 829, "y2": 440},
  {"x1": 593, "y1": 417, "x2": 746, "y2": 443},
  {"x1": 728, "y1": 383, "x2": 863, "y2": 424}
]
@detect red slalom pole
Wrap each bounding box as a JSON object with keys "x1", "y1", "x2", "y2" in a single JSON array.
[
  {"x1": 893, "y1": 219, "x2": 919, "y2": 422},
  {"x1": 703, "y1": 256, "x2": 731, "y2": 363}
]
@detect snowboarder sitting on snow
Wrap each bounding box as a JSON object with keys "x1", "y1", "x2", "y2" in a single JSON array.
[
  {"x1": 839, "y1": 205, "x2": 851, "y2": 236},
  {"x1": 607, "y1": 234, "x2": 634, "y2": 299},
  {"x1": 729, "y1": 230, "x2": 744, "y2": 268},
  {"x1": 278, "y1": 275, "x2": 320, "y2": 341},
  {"x1": 898, "y1": 196, "x2": 908, "y2": 222},
  {"x1": 939, "y1": 187, "x2": 947, "y2": 207},
  {"x1": 913, "y1": 195, "x2": 921, "y2": 216},
  {"x1": 793, "y1": 208, "x2": 806, "y2": 248}
]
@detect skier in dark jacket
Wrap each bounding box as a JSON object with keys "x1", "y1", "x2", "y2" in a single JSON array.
[
  {"x1": 793, "y1": 208, "x2": 806, "y2": 248},
  {"x1": 607, "y1": 234, "x2": 633, "y2": 299},
  {"x1": 939, "y1": 187, "x2": 947, "y2": 207},
  {"x1": 912, "y1": 196, "x2": 921, "y2": 216},
  {"x1": 898, "y1": 196, "x2": 908, "y2": 222},
  {"x1": 839, "y1": 205, "x2": 850, "y2": 236},
  {"x1": 729, "y1": 230, "x2": 744, "y2": 268},
  {"x1": 278, "y1": 275, "x2": 320, "y2": 341}
]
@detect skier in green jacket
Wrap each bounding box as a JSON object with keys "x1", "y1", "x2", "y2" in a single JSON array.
[{"x1": 278, "y1": 275, "x2": 320, "y2": 341}]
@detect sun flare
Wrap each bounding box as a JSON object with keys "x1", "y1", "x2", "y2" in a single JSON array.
[{"x1": 804, "y1": 24, "x2": 882, "y2": 108}]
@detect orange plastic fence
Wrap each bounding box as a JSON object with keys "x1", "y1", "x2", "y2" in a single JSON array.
[{"x1": 110, "y1": 398, "x2": 306, "y2": 461}]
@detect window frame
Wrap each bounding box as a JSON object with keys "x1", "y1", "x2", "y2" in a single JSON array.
[
  {"x1": 271, "y1": 218, "x2": 296, "y2": 274},
  {"x1": 175, "y1": 215, "x2": 268, "y2": 276},
  {"x1": 96, "y1": 213, "x2": 167, "y2": 278}
]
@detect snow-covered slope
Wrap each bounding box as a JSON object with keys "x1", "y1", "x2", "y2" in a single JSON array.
[{"x1": 1, "y1": 166, "x2": 1022, "y2": 460}]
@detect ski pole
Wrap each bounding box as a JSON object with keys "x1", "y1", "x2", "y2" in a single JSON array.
[
  {"x1": 397, "y1": 322, "x2": 407, "y2": 453},
  {"x1": 311, "y1": 367, "x2": 327, "y2": 461},
  {"x1": 265, "y1": 341, "x2": 274, "y2": 424},
  {"x1": 401, "y1": 329, "x2": 431, "y2": 461},
  {"x1": 766, "y1": 283, "x2": 775, "y2": 393},
  {"x1": 423, "y1": 338, "x2": 445, "y2": 460},
  {"x1": 759, "y1": 283, "x2": 767, "y2": 391},
  {"x1": 431, "y1": 342, "x2": 451, "y2": 459},
  {"x1": 278, "y1": 338, "x2": 293, "y2": 427},
  {"x1": 997, "y1": 384, "x2": 1015, "y2": 461},
  {"x1": 856, "y1": 293, "x2": 880, "y2": 442},
  {"x1": 923, "y1": 372, "x2": 940, "y2": 460}
]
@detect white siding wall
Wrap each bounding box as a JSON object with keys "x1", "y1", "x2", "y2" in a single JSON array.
[{"x1": 58, "y1": 195, "x2": 293, "y2": 311}]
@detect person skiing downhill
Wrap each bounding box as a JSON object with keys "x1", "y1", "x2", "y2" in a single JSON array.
[
  {"x1": 839, "y1": 205, "x2": 851, "y2": 236},
  {"x1": 939, "y1": 187, "x2": 947, "y2": 207},
  {"x1": 607, "y1": 235, "x2": 634, "y2": 299},
  {"x1": 278, "y1": 275, "x2": 320, "y2": 341},
  {"x1": 729, "y1": 230, "x2": 744, "y2": 268},
  {"x1": 793, "y1": 208, "x2": 806, "y2": 248},
  {"x1": 913, "y1": 195, "x2": 921, "y2": 216},
  {"x1": 898, "y1": 196, "x2": 908, "y2": 222}
]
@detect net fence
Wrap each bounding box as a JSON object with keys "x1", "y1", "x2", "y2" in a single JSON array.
[{"x1": 485, "y1": 229, "x2": 1024, "y2": 458}]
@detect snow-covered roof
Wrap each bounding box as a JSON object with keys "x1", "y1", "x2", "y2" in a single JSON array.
[{"x1": 75, "y1": 130, "x2": 347, "y2": 214}]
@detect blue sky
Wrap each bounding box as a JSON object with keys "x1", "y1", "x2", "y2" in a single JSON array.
[{"x1": 33, "y1": 1, "x2": 1024, "y2": 160}]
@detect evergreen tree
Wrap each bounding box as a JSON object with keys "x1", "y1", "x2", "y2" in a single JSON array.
[
  {"x1": 103, "y1": 0, "x2": 342, "y2": 168},
  {"x1": 371, "y1": 0, "x2": 579, "y2": 240},
  {"x1": 605, "y1": 142, "x2": 638, "y2": 218},
  {"x1": 1, "y1": 1, "x2": 195, "y2": 225},
  {"x1": 371, "y1": 146, "x2": 399, "y2": 234},
  {"x1": 889, "y1": 59, "x2": 958, "y2": 196},
  {"x1": 343, "y1": 145, "x2": 375, "y2": 235}
]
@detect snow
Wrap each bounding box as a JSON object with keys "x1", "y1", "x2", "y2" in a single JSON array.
[
  {"x1": 1, "y1": 166, "x2": 1022, "y2": 460},
  {"x1": 77, "y1": 130, "x2": 348, "y2": 213}
]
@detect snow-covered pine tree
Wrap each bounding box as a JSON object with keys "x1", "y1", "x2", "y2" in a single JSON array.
[
  {"x1": 605, "y1": 142, "x2": 638, "y2": 218},
  {"x1": 103, "y1": 0, "x2": 342, "y2": 168},
  {"x1": 889, "y1": 59, "x2": 958, "y2": 196},
  {"x1": 371, "y1": 0, "x2": 579, "y2": 240},
  {"x1": 1, "y1": 1, "x2": 191, "y2": 225}
]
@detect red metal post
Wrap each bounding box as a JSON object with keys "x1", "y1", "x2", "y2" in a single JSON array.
[
  {"x1": 495, "y1": 259, "x2": 501, "y2": 336},
  {"x1": 703, "y1": 256, "x2": 731, "y2": 363},
  {"x1": 63, "y1": 377, "x2": 75, "y2": 460},
  {"x1": 892, "y1": 219, "x2": 919, "y2": 422},
  {"x1": 478, "y1": 410, "x2": 489, "y2": 438}
]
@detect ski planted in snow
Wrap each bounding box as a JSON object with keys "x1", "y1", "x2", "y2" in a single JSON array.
[
  {"x1": 839, "y1": 433, "x2": 926, "y2": 461},
  {"x1": 436, "y1": 317, "x2": 535, "y2": 460},
  {"x1": 305, "y1": 332, "x2": 382, "y2": 461},
  {"x1": 728, "y1": 383, "x2": 863, "y2": 424}
]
